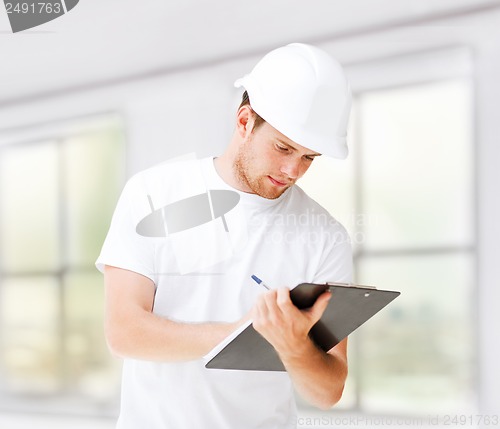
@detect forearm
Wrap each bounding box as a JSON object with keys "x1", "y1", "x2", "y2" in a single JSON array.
[
  {"x1": 280, "y1": 339, "x2": 348, "y2": 410},
  {"x1": 106, "y1": 309, "x2": 239, "y2": 362},
  {"x1": 252, "y1": 288, "x2": 348, "y2": 409},
  {"x1": 104, "y1": 265, "x2": 244, "y2": 362}
]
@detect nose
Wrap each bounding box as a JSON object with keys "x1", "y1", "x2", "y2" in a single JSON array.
[{"x1": 280, "y1": 158, "x2": 302, "y2": 180}]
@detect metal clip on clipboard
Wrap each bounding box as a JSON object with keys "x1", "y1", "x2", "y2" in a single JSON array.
[{"x1": 326, "y1": 281, "x2": 377, "y2": 290}]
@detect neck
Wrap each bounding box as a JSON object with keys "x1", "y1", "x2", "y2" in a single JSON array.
[
  {"x1": 214, "y1": 136, "x2": 252, "y2": 193},
  {"x1": 213, "y1": 154, "x2": 247, "y2": 193}
]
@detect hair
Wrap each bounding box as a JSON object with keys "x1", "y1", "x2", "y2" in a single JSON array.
[{"x1": 239, "y1": 91, "x2": 266, "y2": 132}]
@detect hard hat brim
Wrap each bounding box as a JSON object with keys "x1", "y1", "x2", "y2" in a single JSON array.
[{"x1": 234, "y1": 77, "x2": 349, "y2": 160}]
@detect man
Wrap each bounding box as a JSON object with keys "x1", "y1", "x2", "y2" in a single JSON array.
[{"x1": 97, "y1": 43, "x2": 352, "y2": 429}]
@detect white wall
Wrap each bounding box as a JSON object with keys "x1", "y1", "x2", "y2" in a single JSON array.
[{"x1": 1, "y1": 6, "x2": 499, "y2": 422}]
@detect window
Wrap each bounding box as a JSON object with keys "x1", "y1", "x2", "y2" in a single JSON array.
[
  {"x1": 299, "y1": 78, "x2": 475, "y2": 414},
  {"x1": 0, "y1": 116, "x2": 125, "y2": 415}
]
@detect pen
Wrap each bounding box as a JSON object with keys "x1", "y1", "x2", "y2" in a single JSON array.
[{"x1": 251, "y1": 274, "x2": 270, "y2": 290}]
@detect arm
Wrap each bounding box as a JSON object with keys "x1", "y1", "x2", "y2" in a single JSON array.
[
  {"x1": 252, "y1": 288, "x2": 347, "y2": 410},
  {"x1": 104, "y1": 265, "x2": 243, "y2": 361}
]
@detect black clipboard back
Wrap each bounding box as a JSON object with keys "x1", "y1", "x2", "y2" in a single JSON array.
[{"x1": 205, "y1": 282, "x2": 400, "y2": 371}]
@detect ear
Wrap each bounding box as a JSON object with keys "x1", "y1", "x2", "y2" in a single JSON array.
[{"x1": 236, "y1": 106, "x2": 254, "y2": 139}]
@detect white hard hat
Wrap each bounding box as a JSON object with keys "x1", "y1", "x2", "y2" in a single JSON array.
[{"x1": 235, "y1": 43, "x2": 351, "y2": 159}]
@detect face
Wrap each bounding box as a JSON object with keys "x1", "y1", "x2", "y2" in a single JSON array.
[{"x1": 234, "y1": 109, "x2": 321, "y2": 199}]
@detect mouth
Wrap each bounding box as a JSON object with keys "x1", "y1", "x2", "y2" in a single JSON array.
[{"x1": 268, "y1": 176, "x2": 289, "y2": 187}]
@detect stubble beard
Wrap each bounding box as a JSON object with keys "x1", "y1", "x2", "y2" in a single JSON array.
[{"x1": 233, "y1": 142, "x2": 287, "y2": 200}]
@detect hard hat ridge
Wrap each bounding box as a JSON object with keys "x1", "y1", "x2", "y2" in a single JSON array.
[{"x1": 234, "y1": 43, "x2": 351, "y2": 159}]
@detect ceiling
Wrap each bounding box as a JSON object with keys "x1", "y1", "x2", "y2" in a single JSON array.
[{"x1": 1, "y1": 0, "x2": 499, "y2": 107}]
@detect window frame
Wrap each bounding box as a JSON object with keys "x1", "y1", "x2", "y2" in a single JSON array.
[
  {"x1": 0, "y1": 114, "x2": 125, "y2": 416},
  {"x1": 297, "y1": 45, "x2": 478, "y2": 416}
]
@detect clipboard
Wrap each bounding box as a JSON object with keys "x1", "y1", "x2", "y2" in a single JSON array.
[{"x1": 204, "y1": 282, "x2": 400, "y2": 371}]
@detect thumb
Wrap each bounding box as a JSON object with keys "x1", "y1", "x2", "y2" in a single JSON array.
[{"x1": 307, "y1": 291, "x2": 331, "y2": 324}]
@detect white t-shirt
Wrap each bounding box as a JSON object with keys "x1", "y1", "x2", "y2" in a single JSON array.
[{"x1": 96, "y1": 156, "x2": 352, "y2": 429}]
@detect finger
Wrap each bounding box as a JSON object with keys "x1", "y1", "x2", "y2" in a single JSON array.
[
  {"x1": 263, "y1": 289, "x2": 281, "y2": 315},
  {"x1": 276, "y1": 287, "x2": 294, "y2": 313},
  {"x1": 257, "y1": 291, "x2": 270, "y2": 313},
  {"x1": 255, "y1": 290, "x2": 270, "y2": 312},
  {"x1": 253, "y1": 290, "x2": 274, "y2": 324},
  {"x1": 262, "y1": 289, "x2": 288, "y2": 326},
  {"x1": 307, "y1": 291, "x2": 331, "y2": 324},
  {"x1": 252, "y1": 295, "x2": 266, "y2": 329}
]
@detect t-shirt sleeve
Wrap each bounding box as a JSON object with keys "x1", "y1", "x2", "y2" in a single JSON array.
[
  {"x1": 95, "y1": 175, "x2": 157, "y2": 284},
  {"x1": 312, "y1": 223, "x2": 353, "y2": 285}
]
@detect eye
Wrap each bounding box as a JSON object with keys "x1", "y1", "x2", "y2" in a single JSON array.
[
  {"x1": 276, "y1": 144, "x2": 289, "y2": 153},
  {"x1": 304, "y1": 155, "x2": 315, "y2": 162}
]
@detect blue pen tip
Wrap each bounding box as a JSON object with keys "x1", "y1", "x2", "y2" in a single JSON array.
[{"x1": 251, "y1": 275, "x2": 262, "y2": 284}]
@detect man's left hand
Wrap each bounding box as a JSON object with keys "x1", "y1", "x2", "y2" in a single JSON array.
[{"x1": 251, "y1": 287, "x2": 331, "y2": 357}]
